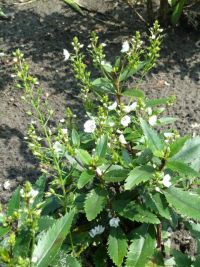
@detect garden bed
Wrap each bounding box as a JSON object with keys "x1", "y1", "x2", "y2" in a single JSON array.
[{"x1": 0, "y1": 0, "x2": 199, "y2": 202}]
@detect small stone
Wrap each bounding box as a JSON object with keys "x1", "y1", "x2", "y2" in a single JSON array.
[{"x1": 3, "y1": 180, "x2": 11, "y2": 190}]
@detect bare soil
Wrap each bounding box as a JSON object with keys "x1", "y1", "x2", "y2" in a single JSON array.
[{"x1": 0, "y1": 0, "x2": 200, "y2": 203}]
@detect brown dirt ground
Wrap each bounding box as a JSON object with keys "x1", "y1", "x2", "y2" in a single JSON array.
[{"x1": 0, "y1": 0, "x2": 200, "y2": 206}]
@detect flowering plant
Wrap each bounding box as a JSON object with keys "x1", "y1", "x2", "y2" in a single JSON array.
[{"x1": 1, "y1": 21, "x2": 200, "y2": 267}]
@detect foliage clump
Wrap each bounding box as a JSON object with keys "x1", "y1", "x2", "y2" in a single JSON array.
[{"x1": 0, "y1": 21, "x2": 200, "y2": 267}]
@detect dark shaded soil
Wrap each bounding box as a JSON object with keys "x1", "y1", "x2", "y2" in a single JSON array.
[{"x1": 0, "y1": 0, "x2": 200, "y2": 204}]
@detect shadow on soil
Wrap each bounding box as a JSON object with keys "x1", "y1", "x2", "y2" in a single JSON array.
[{"x1": 0, "y1": 3, "x2": 199, "y2": 93}]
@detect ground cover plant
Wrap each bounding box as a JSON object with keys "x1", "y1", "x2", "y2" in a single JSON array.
[{"x1": 0, "y1": 20, "x2": 200, "y2": 266}]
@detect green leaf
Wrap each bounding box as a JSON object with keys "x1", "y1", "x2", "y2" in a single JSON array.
[
  {"x1": 7, "y1": 187, "x2": 20, "y2": 216},
  {"x1": 158, "y1": 117, "x2": 177, "y2": 125},
  {"x1": 193, "y1": 256, "x2": 200, "y2": 267},
  {"x1": 53, "y1": 252, "x2": 82, "y2": 267},
  {"x1": 75, "y1": 149, "x2": 92, "y2": 165},
  {"x1": 113, "y1": 200, "x2": 160, "y2": 224},
  {"x1": 140, "y1": 118, "x2": 165, "y2": 157},
  {"x1": 171, "y1": 0, "x2": 187, "y2": 25},
  {"x1": 164, "y1": 187, "x2": 200, "y2": 221},
  {"x1": 122, "y1": 88, "x2": 145, "y2": 98},
  {"x1": 63, "y1": 0, "x2": 84, "y2": 15},
  {"x1": 172, "y1": 250, "x2": 192, "y2": 267},
  {"x1": 172, "y1": 137, "x2": 200, "y2": 163},
  {"x1": 65, "y1": 255, "x2": 82, "y2": 267},
  {"x1": 72, "y1": 129, "x2": 80, "y2": 147},
  {"x1": 38, "y1": 216, "x2": 56, "y2": 232},
  {"x1": 146, "y1": 97, "x2": 171, "y2": 107},
  {"x1": 169, "y1": 135, "x2": 189, "y2": 157},
  {"x1": 91, "y1": 78, "x2": 115, "y2": 94},
  {"x1": 33, "y1": 175, "x2": 47, "y2": 206},
  {"x1": 145, "y1": 193, "x2": 171, "y2": 220},
  {"x1": 84, "y1": 188, "x2": 107, "y2": 221},
  {"x1": 166, "y1": 160, "x2": 199, "y2": 178},
  {"x1": 93, "y1": 247, "x2": 108, "y2": 267},
  {"x1": 0, "y1": 227, "x2": 9, "y2": 238},
  {"x1": 104, "y1": 169, "x2": 129, "y2": 183},
  {"x1": 126, "y1": 225, "x2": 156, "y2": 267},
  {"x1": 32, "y1": 210, "x2": 74, "y2": 267},
  {"x1": 119, "y1": 61, "x2": 146, "y2": 82},
  {"x1": 108, "y1": 228, "x2": 128, "y2": 266},
  {"x1": 77, "y1": 171, "x2": 95, "y2": 189},
  {"x1": 125, "y1": 166, "x2": 154, "y2": 190},
  {"x1": 96, "y1": 135, "x2": 108, "y2": 158}
]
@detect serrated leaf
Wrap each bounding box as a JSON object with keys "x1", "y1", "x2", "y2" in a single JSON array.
[
  {"x1": 166, "y1": 160, "x2": 199, "y2": 178},
  {"x1": 38, "y1": 216, "x2": 56, "y2": 232},
  {"x1": 145, "y1": 193, "x2": 171, "y2": 220},
  {"x1": 172, "y1": 250, "x2": 192, "y2": 267},
  {"x1": 32, "y1": 210, "x2": 74, "y2": 267},
  {"x1": 75, "y1": 149, "x2": 92, "y2": 165},
  {"x1": 91, "y1": 78, "x2": 115, "y2": 94},
  {"x1": 104, "y1": 169, "x2": 129, "y2": 183},
  {"x1": 108, "y1": 228, "x2": 128, "y2": 266},
  {"x1": 96, "y1": 135, "x2": 108, "y2": 158},
  {"x1": 169, "y1": 135, "x2": 189, "y2": 157},
  {"x1": 113, "y1": 200, "x2": 160, "y2": 224},
  {"x1": 146, "y1": 97, "x2": 170, "y2": 107},
  {"x1": 7, "y1": 187, "x2": 20, "y2": 216},
  {"x1": 164, "y1": 187, "x2": 200, "y2": 221},
  {"x1": 140, "y1": 118, "x2": 164, "y2": 157},
  {"x1": 72, "y1": 129, "x2": 80, "y2": 147},
  {"x1": 119, "y1": 61, "x2": 146, "y2": 81},
  {"x1": 126, "y1": 225, "x2": 156, "y2": 267},
  {"x1": 125, "y1": 166, "x2": 154, "y2": 190},
  {"x1": 33, "y1": 175, "x2": 46, "y2": 206},
  {"x1": 84, "y1": 188, "x2": 107, "y2": 221},
  {"x1": 158, "y1": 117, "x2": 177, "y2": 125},
  {"x1": 172, "y1": 137, "x2": 200, "y2": 163},
  {"x1": 65, "y1": 255, "x2": 82, "y2": 267},
  {"x1": 193, "y1": 256, "x2": 200, "y2": 267},
  {"x1": 53, "y1": 252, "x2": 82, "y2": 267},
  {"x1": 122, "y1": 88, "x2": 145, "y2": 98},
  {"x1": 77, "y1": 171, "x2": 95, "y2": 189}
]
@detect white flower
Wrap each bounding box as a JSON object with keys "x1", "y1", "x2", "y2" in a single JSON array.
[
  {"x1": 146, "y1": 107, "x2": 152, "y2": 115},
  {"x1": 123, "y1": 102, "x2": 137, "y2": 113},
  {"x1": 108, "y1": 101, "x2": 117, "y2": 111},
  {"x1": 63, "y1": 49, "x2": 70, "y2": 61},
  {"x1": 109, "y1": 217, "x2": 120, "y2": 228},
  {"x1": 101, "y1": 43, "x2": 106, "y2": 47},
  {"x1": 119, "y1": 134, "x2": 127, "y2": 145},
  {"x1": 84, "y1": 119, "x2": 96, "y2": 133},
  {"x1": 96, "y1": 167, "x2": 102, "y2": 176},
  {"x1": 3, "y1": 180, "x2": 11, "y2": 190},
  {"x1": 29, "y1": 188, "x2": 39, "y2": 198},
  {"x1": 61, "y1": 128, "x2": 68, "y2": 135},
  {"x1": 60, "y1": 118, "x2": 65, "y2": 123},
  {"x1": 162, "y1": 174, "x2": 172, "y2": 188},
  {"x1": 121, "y1": 40, "x2": 130, "y2": 53},
  {"x1": 121, "y1": 115, "x2": 131, "y2": 127},
  {"x1": 149, "y1": 115, "x2": 157, "y2": 126},
  {"x1": 155, "y1": 186, "x2": 161, "y2": 193},
  {"x1": 89, "y1": 225, "x2": 105, "y2": 238},
  {"x1": 164, "y1": 132, "x2": 174, "y2": 138},
  {"x1": 31, "y1": 256, "x2": 38, "y2": 263},
  {"x1": 191, "y1": 123, "x2": 200, "y2": 129},
  {"x1": 53, "y1": 141, "x2": 64, "y2": 155},
  {"x1": 109, "y1": 122, "x2": 115, "y2": 127}
]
